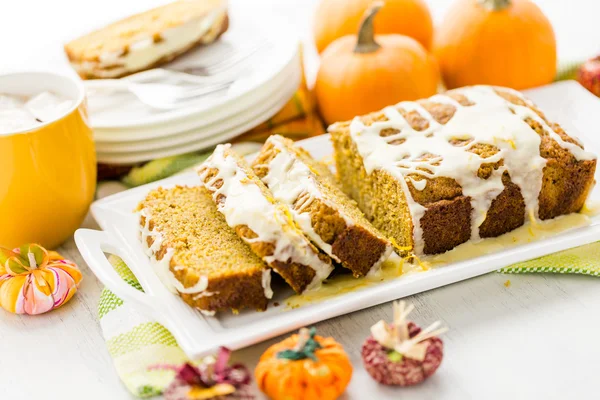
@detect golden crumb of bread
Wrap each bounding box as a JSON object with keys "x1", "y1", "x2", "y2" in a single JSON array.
[{"x1": 136, "y1": 185, "x2": 269, "y2": 314}]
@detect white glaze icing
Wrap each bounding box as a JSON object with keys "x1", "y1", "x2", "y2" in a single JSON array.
[
  {"x1": 198, "y1": 144, "x2": 333, "y2": 291},
  {"x1": 258, "y1": 138, "x2": 347, "y2": 262},
  {"x1": 72, "y1": 8, "x2": 226, "y2": 78},
  {"x1": 193, "y1": 290, "x2": 216, "y2": 300},
  {"x1": 408, "y1": 177, "x2": 427, "y2": 191},
  {"x1": 262, "y1": 269, "x2": 273, "y2": 299},
  {"x1": 348, "y1": 85, "x2": 596, "y2": 255},
  {"x1": 139, "y1": 209, "x2": 209, "y2": 296},
  {"x1": 258, "y1": 136, "x2": 393, "y2": 271},
  {"x1": 366, "y1": 247, "x2": 396, "y2": 277}
]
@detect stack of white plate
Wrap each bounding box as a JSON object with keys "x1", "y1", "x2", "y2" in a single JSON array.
[{"x1": 87, "y1": 17, "x2": 301, "y2": 165}]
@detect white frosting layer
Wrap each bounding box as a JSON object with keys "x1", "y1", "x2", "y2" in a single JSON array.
[
  {"x1": 258, "y1": 136, "x2": 393, "y2": 272},
  {"x1": 139, "y1": 209, "x2": 209, "y2": 295},
  {"x1": 262, "y1": 269, "x2": 273, "y2": 299},
  {"x1": 258, "y1": 138, "x2": 347, "y2": 262},
  {"x1": 72, "y1": 8, "x2": 226, "y2": 78},
  {"x1": 348, "y1": 86, "x2": 596, "y2": 255},
  {"x1": 199, "y1": 144, "x2": 333, "y2": 291}
]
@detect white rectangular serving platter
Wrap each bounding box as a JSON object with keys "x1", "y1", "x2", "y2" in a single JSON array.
[{"x1": 76, "y1": 81, "x2": 600, "y2": 359}]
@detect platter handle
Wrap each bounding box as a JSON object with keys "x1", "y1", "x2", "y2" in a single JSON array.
[{"x1": 74, "y1": 229, "x2": 161, "y2": 319}]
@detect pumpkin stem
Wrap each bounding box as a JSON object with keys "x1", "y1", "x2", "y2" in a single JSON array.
[
  {"x1": 27, "y1": 252, "x2": 37, "y2": 269},
  {"x1": 354, "y1": 2, "x2": 383, "y2": 54},
  {"x1": 276, "y1": 327, "x2": 322, "y2": 362},
  {"x1": 478, "y1": 0, "x2": 511, "y2": 11}
]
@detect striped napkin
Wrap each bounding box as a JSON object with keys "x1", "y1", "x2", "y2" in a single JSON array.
[{"x1": 98, "y1": 255, "x2": 188, "y2": 397}]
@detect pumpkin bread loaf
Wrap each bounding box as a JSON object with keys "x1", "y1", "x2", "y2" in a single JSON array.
[
  {"x1": 252, "y1": 135, "x2": 393, "y2": 277},
  {"x1": 65, "y1": 0, "x2": 228, "y2": 79},
  {"x1": 136, "y1": 185, "x2": 270, "y2": 316},
  {"x1": 198, "y1": 144, "x2": 333, "y2": 293},
  {"x1": 330, "y1": 85, "x2": 597, "y2": 255}
]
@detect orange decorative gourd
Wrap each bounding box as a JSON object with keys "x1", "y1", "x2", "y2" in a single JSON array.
[
  {"x1": 313, "y1": 0, "x2": 433, "y2": 53},
  {"x1": 434, "y1": 0, "x2": 556, "y2": 90},
  {"x1": 255, "y1": 328, "x2": 352, "y2": 400},
  {"x1": 315, "y1": 3, "x2": 440, "y2": 125}
]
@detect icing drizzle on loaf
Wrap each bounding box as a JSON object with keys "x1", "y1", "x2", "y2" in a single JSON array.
[
  {"x1": 348, "y1": 85, "x2": 596, "y2": 255},
  {"x1": 256, "y1": 137, "x2": 351, "y2": 263},
  {"x1": 198, "y1": 144, "x2": 333, "y2": 291},
  {"x1": 139, "y1": 209, "x2": 212, "y2": 297}
]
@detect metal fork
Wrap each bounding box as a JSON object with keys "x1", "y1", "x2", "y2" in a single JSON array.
[
  {"x1": 84, "y1": 41, "x2": 269, "y2": 108},
  {"x1": 85, "y1": 80, "x2": 233, "y2": 110},
  {"x1": 119, "y1": 41, "x2": 270, "y2": 84},
  {"x1": 169, "y1": 41, "x2": 269, "y2": 76}
]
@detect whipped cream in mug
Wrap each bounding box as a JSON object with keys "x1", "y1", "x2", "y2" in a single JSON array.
[{"x1": 0, "y1": 91, "x2": 73, "y2": 134}]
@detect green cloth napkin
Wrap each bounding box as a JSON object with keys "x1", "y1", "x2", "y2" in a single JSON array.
[
  {"x1": 100, "y1": 243, "x2": 600, "y2": 397},
  {"x1": 98, "y1": 256, "x2": 188, "y2": 397}
]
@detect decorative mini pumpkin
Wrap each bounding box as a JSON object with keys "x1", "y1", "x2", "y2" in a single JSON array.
[
  {"x1": 255, "y1": 327, "x2": 352, "y2": 400},
  {"x1": 0, "y1": 244, "x2": 82, "y2": 315},
  {"x1": 434, "y1": 0, "x2": 556, "y2": 90},
  {"x1": 313, "y1": 0, "x2": 433, "y2": 53},
  {"x1": 315, "y1": 2, "x2": 439, "y2": 125},
  {"x1": 156, "y1": 347, "x2": 253, "y2": 400},
  {"x1": 362, "y1": 301, "x2": 447, "y2": 385},
  {"x1": 578, "y1": 56, "x2": 600, "y2": 97}
]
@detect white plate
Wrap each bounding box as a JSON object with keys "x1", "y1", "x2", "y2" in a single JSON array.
[
  {"x1": 94, "y1": 69, "x2": 300, "y2": 164},
  {"x1": 94, "y1": 66, "x2": 301, "y2": 153},
  {"x1": 88, "y1": 17, "x2": 299, "y2": 129},
  {"x1": 76, "y1": 81, "x2": 600, "y2": 359},
  {"x1": 92, "y1": 50, "x2": 301, "y2": 142}
]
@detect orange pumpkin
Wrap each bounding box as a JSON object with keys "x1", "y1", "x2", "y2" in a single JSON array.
[
  {"x1": 313, "y1": 0, "x2": 433, "y2": 53},
  {"x1": 315, "y1": 3, "x2": 440, "y2": 125},
  {"x1": 434, "y1": 0, "x2": 556, "y2": 90},
  {"x1": 255, "y1": 328, "x2": 352, "y2": 400}
]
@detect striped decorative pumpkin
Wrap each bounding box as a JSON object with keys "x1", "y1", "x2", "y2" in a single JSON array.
[{"x1": 0, "y1": 244, "x2": 82, "y2": 314}]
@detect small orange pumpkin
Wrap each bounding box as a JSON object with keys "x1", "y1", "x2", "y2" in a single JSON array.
[
  {"x1": 434, "y1": 0, "x2": 556, "y2": 90},
  {"x1": 255, "y1": 327, "x2": 353, "y2": 400},
  {"x1": 315, "y1": 3, "x2": 440, "y2": 125},
  {"x1": 313, "y1": 0, "x2": 433, "y2": 53}
]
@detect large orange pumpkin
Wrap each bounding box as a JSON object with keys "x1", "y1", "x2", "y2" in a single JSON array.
[
  {"x1": 434, "y1": 0, "x2": 556, "y2": 90},
  {"x1": 315, "y1": 3, "x2": 439, "y2": 125},
  {"x1": 255, "y1": 328, "x2": 353, "y2": 400},
  {"x1": 314, "y1": 0, "x2": 433, "y2": 53}
]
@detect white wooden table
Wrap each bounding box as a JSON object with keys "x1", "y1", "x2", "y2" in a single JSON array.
[{"x1": 1, "y1": 1, "x2": 599, "y2": 399}]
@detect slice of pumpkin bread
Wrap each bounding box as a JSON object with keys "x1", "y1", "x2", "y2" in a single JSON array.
[
  {"x1": 198, "y1": 144, "x2": 334, "y2": 293},
  {"x1": 136, "y1": 185, "x2": 271, "y2": 315},
  {"x1": 252, "y1": 135, "x2": 393, "y2": 277}
]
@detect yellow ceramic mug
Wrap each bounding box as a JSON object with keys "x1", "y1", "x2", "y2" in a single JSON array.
[{"x1": 0, "y1": 72, "x2": 96, "y2": 249}]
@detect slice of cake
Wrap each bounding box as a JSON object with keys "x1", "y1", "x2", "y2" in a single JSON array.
[
  {"x1": 198, "y1": 144, "x2": 333, "y2": 293},
  {"x1": 252, "y1": 135, "x2": 393, "y2": 277},
  {"x1": 136, "y1": 185, "x2": 271, "y2": 315},
  {"x1": 330, "y1": 85, "x2": 597, "y2": 256},
  {"x1": 65, "y1": 0, "x2": 228, "y2": 79}
]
